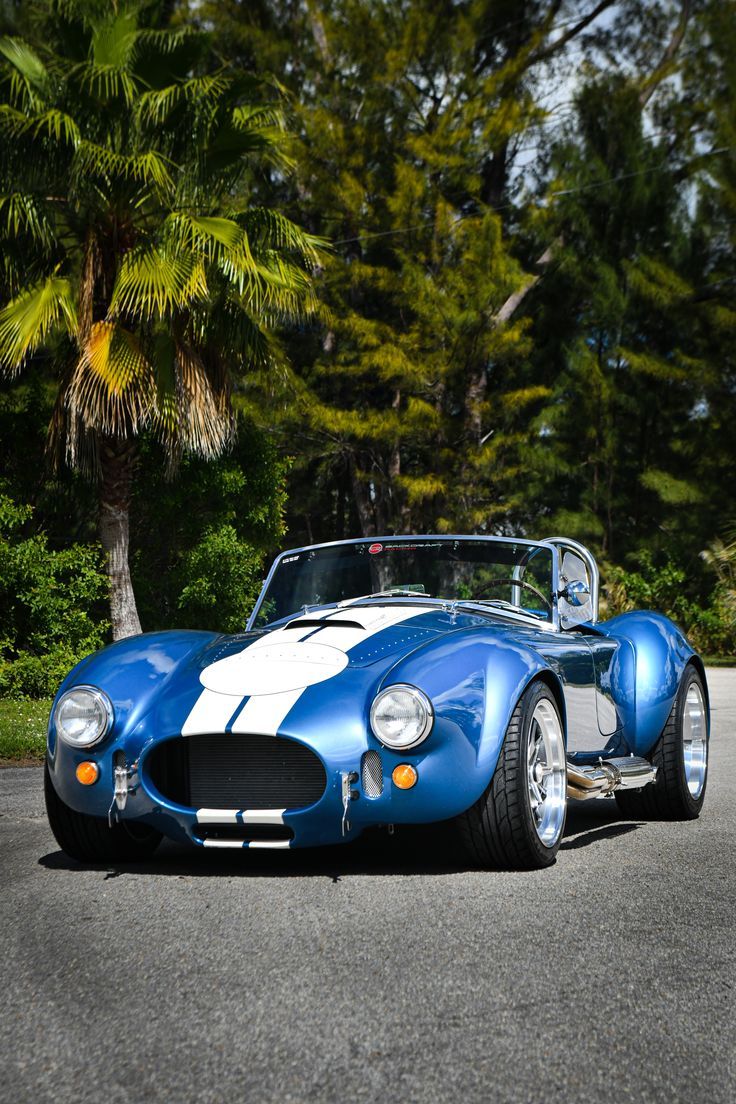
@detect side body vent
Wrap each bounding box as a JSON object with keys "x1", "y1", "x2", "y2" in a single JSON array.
[{"x1": 361, "y1": 750, "x2": 384, "y2": 798}]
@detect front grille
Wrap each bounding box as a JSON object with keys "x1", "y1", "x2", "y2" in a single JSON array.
[
  {"x1": 361, "y1": 750, "x2": 383, "y2": 797},
  {"x1": 147, "y1": 734, "x2": 327, "y2": 810}
]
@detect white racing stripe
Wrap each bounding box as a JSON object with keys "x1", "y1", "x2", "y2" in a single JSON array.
[
  {"x1": 182, "y1": 603, "x2": 431, "y2": 738},
  {"x1": 196, "y1": 808, "x2": 240, "y2": 824},
  {"x1": 231, "y1": 687, "x2": 305, "y2": 736},
  {"x1": 181, "y1": 689, "x2": 240, "y2": 737},
  {"x1": 241, "y1": 809, "x2": 285, "y2": 825},
  {"x1": 196, "y1": 808, "x2": 286, "y2": 825}
]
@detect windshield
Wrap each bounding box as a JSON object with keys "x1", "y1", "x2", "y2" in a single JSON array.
[{"x1": 252, "y1": 538, "x2": 554, "y2": 627}]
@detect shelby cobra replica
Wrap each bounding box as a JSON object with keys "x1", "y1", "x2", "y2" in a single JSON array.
[{"x1": 45, "y1": 535, "x2": 709, "y2": 870}]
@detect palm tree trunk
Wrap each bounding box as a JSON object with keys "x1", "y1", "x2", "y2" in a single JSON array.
[{"x1": 99, "y1": 437, "x2": 142, "y2": 640}]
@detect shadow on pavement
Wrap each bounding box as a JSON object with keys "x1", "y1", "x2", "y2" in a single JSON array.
[{"x1": 38, "y1": 797, "x2": 643, "y2": 879}]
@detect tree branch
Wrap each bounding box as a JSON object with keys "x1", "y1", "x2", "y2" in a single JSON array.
[
  {"x1": 638, "y1": 0, "x2": 691, "y2": 108},
  {"x1": 492, "y1": 241, "x2": 560, "y2": 326},
  {"x1": 532, "y1": 0, "x2": 617, "y2": 65}
]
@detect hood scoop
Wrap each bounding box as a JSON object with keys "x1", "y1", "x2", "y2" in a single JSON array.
[{"x1": 285, "y1": 618, "x2": 366, "y2": 631}]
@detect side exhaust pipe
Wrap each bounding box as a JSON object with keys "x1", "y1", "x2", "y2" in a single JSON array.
[{"x1": 567, "y1": 756, "x2": 657, "y2": 801}]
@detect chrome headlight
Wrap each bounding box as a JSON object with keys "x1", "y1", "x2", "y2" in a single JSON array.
[
  {"x1": 54, "y1": 686, "x2": 113, "y2": 748},
  {"x1": 370, "y1": 684, "x2": 433, "y2": 750}
]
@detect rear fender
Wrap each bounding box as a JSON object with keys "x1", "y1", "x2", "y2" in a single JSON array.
[{"x1": 597, "y1": 611, "x2": 701, "y2": 755}]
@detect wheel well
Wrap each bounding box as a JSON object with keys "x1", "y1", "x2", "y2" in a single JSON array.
[
  {"x1": 686, "y1": 655, "x2": 710, "y2": 719},
  {"x1": 530, "y1": 671, "x2": 567, "y2": 745}
]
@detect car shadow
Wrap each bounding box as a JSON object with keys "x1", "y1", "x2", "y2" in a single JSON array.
[
  {"x1": 562, "y1": 797, "x2": 643, "y2": 850},
  {"x1": 38, "y1": 799, "x2": 643, "y2": 879},
  {"x1": 38, "y1": 823, "x2": 472, "y2": 880}
]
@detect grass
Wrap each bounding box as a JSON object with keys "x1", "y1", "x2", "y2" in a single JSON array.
[
  {"x1": 0, "y1": 698, "x2": 51, "y2": 764},
  {"x1": 702, "y1": 655, "x2": 736, "y2": 667}
]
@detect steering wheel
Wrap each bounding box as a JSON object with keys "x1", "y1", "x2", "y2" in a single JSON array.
[{"x1": 472, "y1": 578, "x2": 552, "y2": 612}]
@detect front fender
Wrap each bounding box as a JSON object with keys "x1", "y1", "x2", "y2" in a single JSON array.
[
  {"x1": 383, "y1": 632, "x2": 561, "y2": 817},
  {"x1": 46, "y1": 630, "x2": 219, "y2": 816}
]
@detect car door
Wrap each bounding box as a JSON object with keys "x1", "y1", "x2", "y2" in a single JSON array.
[{"x1": 549, "y1": 541, "x2": 622, "y2": 748}]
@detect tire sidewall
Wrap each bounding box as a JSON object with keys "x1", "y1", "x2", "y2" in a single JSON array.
[
  {"x1": 517, "y1": 682, "x2": 567, "y2": 863},
  {"x1": 672, "y1": 666, "x2": 708, "y2": 816}
]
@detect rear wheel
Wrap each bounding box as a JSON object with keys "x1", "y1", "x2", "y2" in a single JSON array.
[
  {"x1": 457, "y1": 681, "x2": 567, "y2": 870},
  {"x1": 615, "y1": 666, "x2": 708, "y2": 820},
  {"x1": 45, "y1": 762, "x2": 162, "y2": 863}
]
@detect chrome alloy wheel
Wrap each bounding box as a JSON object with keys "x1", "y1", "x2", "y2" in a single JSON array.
[
  {"x1": 683, "y1": 681, "x2": 708, "y2": 798},
  {"x1": 527, "y1": 698, "x2": 567, "y2": 847}
]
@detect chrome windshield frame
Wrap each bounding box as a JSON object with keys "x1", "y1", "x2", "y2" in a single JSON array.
[
  {"x1": 246, "y1": 534, "x2": 561, "y2": 632},
  {"x1": 539, "y1": 536, "x2": 599, "y2": 629}
]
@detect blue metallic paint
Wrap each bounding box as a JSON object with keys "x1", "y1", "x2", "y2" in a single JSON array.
[{"x1": 46, "y1": 576, "x2": 707, "y2": 850}]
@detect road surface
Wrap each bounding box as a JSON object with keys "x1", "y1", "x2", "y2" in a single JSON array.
[{"x1": 1, "y1": 669, "x2": 734, "y2": 1104}]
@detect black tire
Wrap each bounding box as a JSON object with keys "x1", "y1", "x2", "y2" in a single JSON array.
[
  {"x1": 44, "y1": 761, "x2": 162, "y2": 863},
  {"x1": 615, "y1": 665, "x2": 708, "y2": 821},
  {"x1": 457, "y1": 681, "x2": 567, "y2": 870}
]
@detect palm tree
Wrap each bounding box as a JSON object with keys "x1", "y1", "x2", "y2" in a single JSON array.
[{"x1": 0, "y1": 1, "x2": 322, "y2": 638}]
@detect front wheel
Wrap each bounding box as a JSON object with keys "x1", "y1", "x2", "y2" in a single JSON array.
[
  {"x1": 45, "y1": 762, "x2": 162, "y2": 863},
  {"x1": 457, "y1": 681, "x2": 567, "y2": 870},
  {"x1": 615, "y1": 665, "x2": 708, "y2": 820}
]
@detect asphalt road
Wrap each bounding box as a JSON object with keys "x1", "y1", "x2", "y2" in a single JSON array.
[{"x1": 1, "y1": 670, "x2": 734, "y2": 1104}]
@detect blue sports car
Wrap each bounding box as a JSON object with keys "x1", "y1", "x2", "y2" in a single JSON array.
[{"x1": 45, "y1": 535, "x2": 709, "y2": 870}]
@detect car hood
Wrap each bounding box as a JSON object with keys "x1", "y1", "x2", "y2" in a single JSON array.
[{"x1": 83, "y1": 603, "x2": 543, "y2": 742}]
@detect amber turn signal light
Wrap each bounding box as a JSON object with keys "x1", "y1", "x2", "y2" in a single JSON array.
[
  {"x1": 392, "y1": 763, "x2": 418, "y2": 790},
  {"x1": 76, "y1": 761, "x2": 99, "y2": 786}
]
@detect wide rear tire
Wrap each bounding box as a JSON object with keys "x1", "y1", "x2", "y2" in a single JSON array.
[
  {"x1": 457, "y1": 681, "x2": 567, "y2": 870},
  {"x1": 615, "y1": 665, "x2": 708, "y2": 820},
  {"x1": 45, "y1": 762, "x2": 162, "y2": 863}
]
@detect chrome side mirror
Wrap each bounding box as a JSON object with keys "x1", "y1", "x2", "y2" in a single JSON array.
[{"x1": 562, "y1": 579, "x2": 591, "y2": 607}]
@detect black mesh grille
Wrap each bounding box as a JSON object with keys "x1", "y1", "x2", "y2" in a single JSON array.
[{"x1": 146, "y1": 734, "x2": 327, "y2": 810}]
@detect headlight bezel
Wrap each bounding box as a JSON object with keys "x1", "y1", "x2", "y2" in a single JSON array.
[
  {"x1": 369, "y1": 683, "x2": 434, "y2": 751},
  {"x1": 54, "y1": 685, "x2": 114, "y2": 749}
]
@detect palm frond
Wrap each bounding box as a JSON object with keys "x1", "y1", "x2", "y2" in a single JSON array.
[
  {"x1": 88, "y1": 8, "x2": 138, "y2": 70},
  {"x1": 66, "y1": 320, "x2": 155, "y2": 439},
  {"x1": 167, "y1": 213, "x2": 309, "y2": 315},
  {"x1": 163, "y1": 211, "x2": 248, "y2": 263},
  {"x1": 153, "y1": 338, "x2": 234, "y2": 462},
  {"x1": 136, "y1": 26, "x2": 198, "y2": 56},
  {"x1": 0, "y1": 193, "x2": 56, "y2": 250},
  {"x1": 110, "y1": 246, "x2": 208, "y2": 321},
  {"x1": 74, "y1": 141, "x2": 174, "y2": 193},
  {"x1": 71, "y1": 61, "x2": 139, "y2": 107},
  {"x1": 246, "y1": 255, "x2": 318, "y2": 322},
  {"x1": 0, "y1": 37, "x2": 49, "y2": 109},
  {"x1": 205, "y1": 297, "x2": 282, "y2": 372},
  {"x1": 241, "y1": 207, "x2": 327, "y2": 266},
  {"x1": 0, "y1": 276, "x2": 77, "y2": 375},
  {"x1": 136, "y1": 72, "x2": 231, "y2": 126},
  {"x1": 0, "y1": 104, "x2": 79, "y2": 147},
  {"x1": 230, "y1": 104, "x2": 295, "y2": 171}
]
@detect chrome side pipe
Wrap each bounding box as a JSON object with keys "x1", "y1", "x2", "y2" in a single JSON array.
[{"x1": 567, "y1": 756, "x2": 657, "y2": 801}]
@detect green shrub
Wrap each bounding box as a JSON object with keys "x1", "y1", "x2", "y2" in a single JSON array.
[
  {"x1": 131, "y1": 415, "x2": 287, "y2": 632},
  {"x1": 0, "y1": 493, "x2": 109, "y2": 698},
  {"x1": 604, "y1": 551, "x2": 735, "y2": 655},
  {"x1": 177, "y1": 524, "x2": 265, "y2": 633}
]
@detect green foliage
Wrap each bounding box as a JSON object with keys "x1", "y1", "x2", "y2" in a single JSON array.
[
  {"x1": 130, "y1": 413, "x2": 288, "y2": 632},
  {"x1": 177, "y1": 525, "x2": 265, "y2": 633},
  {"x1": 0, "y1": 491, "x2": 108, "y2": 697},
  {"x1": 0, "y1": 0, "x2": 323, "y2": 465},
  {"x1": 605, "y1": 552, "x2": 735, "y2": 657}
]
